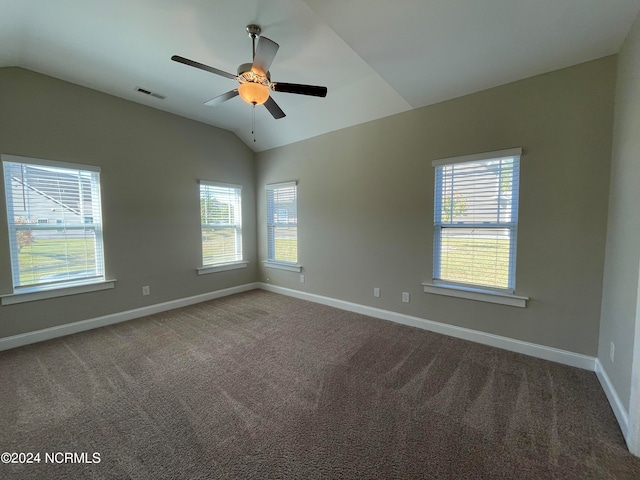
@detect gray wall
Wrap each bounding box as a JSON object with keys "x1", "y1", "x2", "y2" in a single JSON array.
[
  {"x1": 257, "y1": 56, "x2": 616, "y2": 356},
  {"x1": 0, "y1": 56, "x2": 621, "y2": 363},
  {"x1": 599, "y1": 13, "x2": 640, "y2": 412},
  {"x1": 0, "y1": 68, "x2": 257, "y2": 338}
]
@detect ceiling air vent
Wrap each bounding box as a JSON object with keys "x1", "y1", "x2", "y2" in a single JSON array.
[{"x1": 135, "y1": 86, "x2": 166, "y2": 100}]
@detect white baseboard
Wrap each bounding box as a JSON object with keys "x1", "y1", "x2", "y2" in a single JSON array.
[
  {"x1": 1, "y1": 280, "x2": 598, "y2": 371},
  {"x1": 0, "y1": 282, "x2": 260, "y2": 352},
  {"x1": 259, "y1": 283, "x2": 597, "y2": 371},
  {"x1": 2, "y1": 281, "x2": 597, "y2": 371},
  {"x1": 595, "y1": 358, "x2": 630, "y2": 440}
]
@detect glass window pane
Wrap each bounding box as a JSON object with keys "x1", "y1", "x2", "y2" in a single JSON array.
[
  {"x1": 433, "y1": 153, "x2": 520, "y2": 291},
  {"x1": 438, "y1": 228, "x2": 512, "y2": 289},
  {"x1": 200, "y1": 182, "x2": 242, "y2": 266},
  {"x1": 273, "y1": 226, "x2": 298, "y2": 263},
  {"x1": 437, "y1": 158, "x2": 517, "y2": 225},
  {"x1": 267, "y1": 183, "x2": 298, "y2": 264},
  {"x1": 16, "y1": 229, "x2": 99, "y2": 286},
  {"x1": 3, "y1": 157, "x2": 105, "y2": 291}
]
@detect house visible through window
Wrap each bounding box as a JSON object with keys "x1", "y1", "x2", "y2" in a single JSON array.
[
  {"x1": 200, "y1": 181, "x2": 243, "y2": 267},
  {"x1": 266, "y1": 181, "x2": 298, "y2": 264},
  {"x1": 2, "y1": 155, "x2": 105, "y2": 291},
  {"x1": 433, "y1": 148, "x2": 521, "y2": 292}
]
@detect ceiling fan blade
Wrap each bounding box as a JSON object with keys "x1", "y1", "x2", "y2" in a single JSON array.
[
  {"x1": 252, "y1": 36, "x2": 279, "y2": 76},
  {"x1": 204, "y1": 90, "x2": 239, "y2": 107},
  {"x1": 272, "y1": 82, "x2": 328, "y2": 97},
  {"x1": 264, "y1": 96, "x2": 286, "y2": 119},
  {"x1": 171, "y1": 55, "x2": 236, "y2": 80}
]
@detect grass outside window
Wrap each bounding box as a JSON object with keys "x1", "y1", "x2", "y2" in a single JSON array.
[
  {"x1": 273, "y1": 237, "x2": 298, "y2": 264},
  {"x1": 16, "y1": 235, "x2": 98, "y2": 286},
  {"x1": 438, "y1": 236, "x2": 511, "y2": 290},
  {"x1": 202, "y1": 227, "x2": 241, "y2": 265}
]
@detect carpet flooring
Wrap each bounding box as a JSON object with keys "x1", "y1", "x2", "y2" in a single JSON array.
[{"x1": 1, "y1": 289, "x2": 639, "y2": 479}]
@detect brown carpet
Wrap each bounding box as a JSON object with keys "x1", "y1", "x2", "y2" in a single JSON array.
[{"x1": 1, "y1": 289, "x2": 639, "y2": 479}]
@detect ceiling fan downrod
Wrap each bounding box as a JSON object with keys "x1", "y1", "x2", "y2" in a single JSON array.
[{"x1": 246, "y1": 24, "x2": 261, "y2": 60}]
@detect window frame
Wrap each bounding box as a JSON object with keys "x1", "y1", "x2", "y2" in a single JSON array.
[
  {"x1": 431, "y1": 148, "x2": 522, "y2": 295},
  {"x1": 1, "y1": 154, "x2": 110, "y2": 300},
  {"x1": 198, "y1": 180, "x2": 247, "y2": 274},
  {"x1": 265, "y1": 181, "x2": 300, "y2": 271}
]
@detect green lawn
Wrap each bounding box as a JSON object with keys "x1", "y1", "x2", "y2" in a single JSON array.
[
  {"x1": 204, "y1": 227, "x2": 297, "y2": 264},
  {"x1": 274, "y1": 238, "x2": 298, "y2": 263},
  {"x1": 17, "y1": 236, "x2": 97, "y2": 286},
  {"x1": 203, "y1": 228, "x2": 297, "y2": 264},
  {"x1": 202, "y1": 228, "x2": 241, "y2": 265},
  {"x1": 19, "y1": 230, "x2": 503, "y2": 289},
  {"x1": 439, "y1": 236, "x2": 511, "y2": 289}
]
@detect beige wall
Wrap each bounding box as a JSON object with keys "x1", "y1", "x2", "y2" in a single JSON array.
[
  {"x1": 599, "y1": 13, "x2": 640, "y2": 412},
  {"x1": 0, "y1": 68, "x2": 257, "y2": 338},
  {"x1": 0, "y1": 56, "x2": 620, "y2": 363},
  {"x1": 257, "y1": 56, "x2": 616, "y2": 356}
]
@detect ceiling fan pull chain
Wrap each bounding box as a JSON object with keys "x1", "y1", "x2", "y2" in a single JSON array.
[{"x1": 252, "y1": 104, "x2": 256, "y2": 143}]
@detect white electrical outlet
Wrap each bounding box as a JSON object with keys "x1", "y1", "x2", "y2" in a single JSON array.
[
  {"x1": 300, "y1": 274, "x2": 305, "y2": 283},
  {"x1": 610, "y1": 342, "x2": 615, "y2": 363},
  {"x1": 142, "y1": 285, "x2": 150, "y2": 296},
  {"x1": 374, "y1": 287, "x2": 380, "y2": 298},
  {"x1": 402, "y1": 292, "x2": 410, "y2": 303}
]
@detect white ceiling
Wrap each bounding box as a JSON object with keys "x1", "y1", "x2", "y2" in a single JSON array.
[{"x1": 1, "y1": 0, "x2": 639, "y2": 152}]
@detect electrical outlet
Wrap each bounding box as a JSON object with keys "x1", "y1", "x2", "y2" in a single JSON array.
[
  {"x1": 142, "y1": 285, "x2": 150, "y2": 296},
  {"x1": 374, "y1": 287, "x2": 380, "y2": 298},
  {"x1": 402, "y1": 292, "x2": 410, "y2": 303},
  {"x1": 300, "y1": 274, "x2": 305, "y2": 283},
  {"x1": 610, "y1": 342, "x2": 615, "y2": 363}
]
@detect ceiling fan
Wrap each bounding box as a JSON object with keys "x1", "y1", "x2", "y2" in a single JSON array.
[{"x1": 172, "y1": 24, "x2": 327, "y2": 120}]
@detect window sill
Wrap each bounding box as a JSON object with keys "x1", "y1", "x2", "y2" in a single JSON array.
[
  {"x1": 1, "y1": 279, "x2": 116, "y2": 306},
  {"x1": 422, "y1": 282, "x2": 528, "y2": 308},
  {"x1": 263, "y1": 261, "x2": 302, "y2": 273},
  {"x1": 197, "y1": 261, "x2": 248, "y2": 275}
]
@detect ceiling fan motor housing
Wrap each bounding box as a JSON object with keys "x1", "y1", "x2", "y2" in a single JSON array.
[{"x1": 237, "y1": 63, "x2": 271, "y2": 82}]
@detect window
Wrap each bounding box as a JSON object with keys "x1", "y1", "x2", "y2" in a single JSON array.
[
  {"x1": 2, "y1": 155, "x2": 105, "y2": 292},
  {"x1": 433, "y1": 148, "x2": 521, "y2": 293},
  {"x1": 200, "y1": 181, "x2": 243, "y2": 267},
  {"x1": 266, "y1": 181, "x2": 298, "y2": 265}
]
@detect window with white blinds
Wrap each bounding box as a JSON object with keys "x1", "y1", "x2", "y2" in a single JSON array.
[
  {"x1": 2, "y1": 155, "x2": 105, "y2": 291},
  {"x1": 200, "y1": 181, "x2": 243, "y2": 266},
  {"x1": 433, "y1": 148, "x2": 521, "y2": 292},
  {"x1": 266, "y1": 181, "x2": 298, "y2": 264}
]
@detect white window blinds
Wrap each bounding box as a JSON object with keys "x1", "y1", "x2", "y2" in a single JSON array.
[
  {"x1": 2, "y1": 155, "x2": 105, "y2": 291},
  {"x1": 266, "y1": 181, "x2": 298, "y2": 264},
  {"x1": 433, "y1": 149, "x2": 521, "y2": 292},
  {"x1": 200, "y1": 181, "x2": 243, "y2": 266}
]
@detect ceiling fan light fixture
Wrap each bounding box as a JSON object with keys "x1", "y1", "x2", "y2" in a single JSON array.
[
  {"x1": 238, "y1": 81, "x2": 270, "y2": 105},
  {"x1": 172, "y1": 24, "x2": 326, "y2": 121}
]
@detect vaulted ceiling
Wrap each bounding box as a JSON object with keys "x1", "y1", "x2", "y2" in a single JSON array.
[{"x1": 1, "y1": 0, "x2": 639, "y2": 151}]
